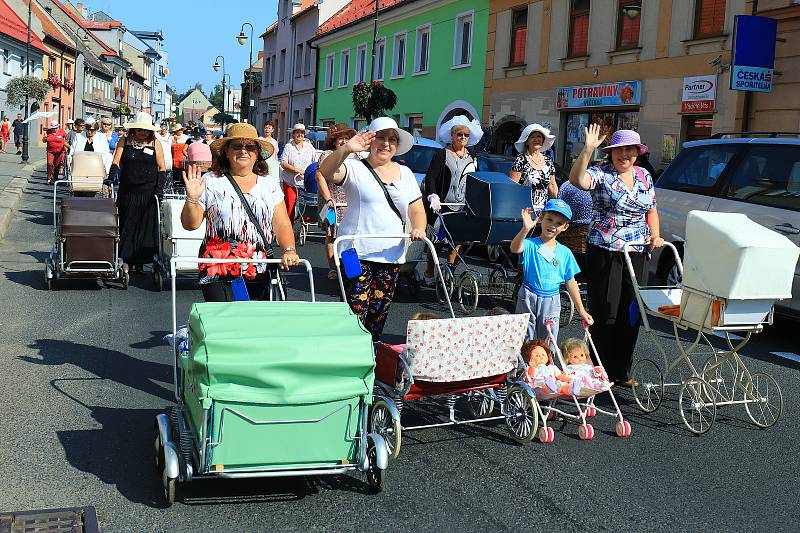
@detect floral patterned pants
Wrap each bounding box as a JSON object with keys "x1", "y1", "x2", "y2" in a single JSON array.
[{"x1": 343, "y1": 261, "x2": 401, "y2": 341}]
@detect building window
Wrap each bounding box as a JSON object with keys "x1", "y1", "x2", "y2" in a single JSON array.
[
  {"x1": 304, "y1": 107, "x2": 312, "y2": 127},
  {"x1": 48, "y1": 56, "x2": 56, "y2": 74},
  {"x1": 295, "y1": 43, "x2": 303, "y2": 78},
  {"x1": 392, "y1": 32, "x2": 406, "y2": 78},
  {"x1": 304, "y1": 41, "x2": 312, "y2": 75},
  {"x1": 264, "y1": 57, "x2": 271, "y2": 86},
  {"x1": 64, "y1": 62, "x2": 72, "y2": 81},
  {"x1": 694, "y1": 0, "x2": 726, "y2": 38},
  {"x1": 325, "y1": 53, "x2": 334, "y2": 89},
  {"x1": 355, "y1": 44, "x2": 367, "y2": 83},
  {"x1": 406, "y1": 114, "x2": 423, "y2": 136},
  {"x1": 568, "y1": 0, "x2": 591, "y2": 57},
  {"x1": 453, "y1": 12, "x2": 473, "y2": 67},
  {"x1": 270, "y1": 55, "x2": 276, "y2": 85},
  {"x1": 509, "y1": 7, "x2": 528, "y2": 66},
  {"x1": 279, "y1": 49, "x2": 286, "y2": 82},
  {"x1": 322, "y1": 119, "x2": 335, "y2": 128},
  {"x1": 2, "y1": 49, "x2": 9, "y2": 75},
  {"x1": 339, "y1": 49, "x2": 350, "y2": 87},
  {"x1": 616, "y1": 1, "x2": 641, "y2": 49},
  {"x1": 373, "y1": 37, "x2": 386, "y2": 81},
  {"x1": 414, "y1": 25, "x2": 431, "y2": 74}
]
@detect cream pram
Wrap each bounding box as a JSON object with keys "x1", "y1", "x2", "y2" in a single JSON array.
[{"x1": 152, "y1": 193, "x2": 206, "y2": 291}]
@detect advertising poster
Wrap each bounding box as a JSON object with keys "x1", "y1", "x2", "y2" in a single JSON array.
[
  {"x1": 662, "y1": 134, "x2": 677, "y2": 163},
  {"x1": 556, "y1": 81, "x2": 641, "y2": 109},
  {"x1": 617, "y1": 112, "x2": 639, "y2": 131},
  {"x1": 591, "y1": 113, "x2": 616, "y2": 144},
  {"x1": 566, "y1": 114, "x2": 588, "y2": 142},
  {"x1": 681, "y1": 76, "x2": 717, "y2": 113}
]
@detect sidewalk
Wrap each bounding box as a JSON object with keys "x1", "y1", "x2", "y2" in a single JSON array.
[{"x1": 0, "y1": 147, "x2": 47, "y2": 240}]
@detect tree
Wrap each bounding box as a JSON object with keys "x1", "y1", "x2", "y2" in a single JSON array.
[
  {"x1": 212, "y1": 112, "x2": 236, "y2": 125},
  {"x1": 208, "y1": 83, "x2": 224, "y2": 112},
  {"x1": 352, "y1": 81, "x2": 397, "y2": 122},
  {"x1": 5, "y1": 76, "x2": 50, "y2": 107}
]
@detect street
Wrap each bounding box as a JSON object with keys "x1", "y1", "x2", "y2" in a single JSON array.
[{"x1": 1, "y1": 168, "x2": 799, "y2": 533}]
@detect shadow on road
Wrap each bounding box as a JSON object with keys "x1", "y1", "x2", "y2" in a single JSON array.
[{"x1": 18, "y1": 209, "x2": 52, "y2": 226}]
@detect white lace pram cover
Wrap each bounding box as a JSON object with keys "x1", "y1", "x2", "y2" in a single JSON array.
[{"x1": 405, "y1": 313, "x2": 529, "y2": 382}]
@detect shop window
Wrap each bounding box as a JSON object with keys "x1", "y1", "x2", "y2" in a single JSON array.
[
  {"x1": 568, "y1": 0, "x2": 591, "y2": 57},
  {"x1": 509, "y1": 7, "x2": 527, "y2": 66},
  {"x1": 694, "y1": 0, "x2": 726, "y2": 39},
  {"x1": 616, "y1": 1, "x2": 641, "y2": 50}
]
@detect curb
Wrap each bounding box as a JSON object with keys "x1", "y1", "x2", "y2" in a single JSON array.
[{"x1": 0, "y1": 159, "x2": 44, "y2": 241}]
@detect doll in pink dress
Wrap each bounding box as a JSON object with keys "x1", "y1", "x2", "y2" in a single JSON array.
[
  {"x1": 561, "y1": 338, "x2": 612, "y2": 395},
  {"x1": 522, "y1": 339, "x2": 572, "y2": 395}
]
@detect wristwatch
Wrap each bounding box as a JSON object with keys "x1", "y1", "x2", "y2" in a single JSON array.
[{"x1": 282, "y1": 247, "x2": 296, "y2": 254}]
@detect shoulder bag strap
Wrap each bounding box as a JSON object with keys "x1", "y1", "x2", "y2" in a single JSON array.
[
  {"x1": 225, "y1": 173, "x2": 274, "y2": 258},
  {"x1": 361, "y1": 159, "x2": 403, "y2": 222}
]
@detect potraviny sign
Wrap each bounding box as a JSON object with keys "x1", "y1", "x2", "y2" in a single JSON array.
[
  {"x1": 681, "y1": 76, "x2": 716, "y2": 113},
  {"x1": 730, "y1": 15, "x2": 777, "y2": 93}
]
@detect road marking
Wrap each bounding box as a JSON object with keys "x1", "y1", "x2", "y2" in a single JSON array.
[{"x1": 771, "y1": 351, "x2": 800, "y2": 363}]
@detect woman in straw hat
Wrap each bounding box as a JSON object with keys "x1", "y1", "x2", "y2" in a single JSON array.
[
  {"x1": 509, "y1": 123, "x2": 559, "y2": 214},
  {"x1": 569, "y1": 124, "x2": 664, "y2": 387},
  {"x1": 181, "y1": 122, "x2": 299, "y2": 302},
  {"x1": 110, "y1": 111, "x2": 167, "y2": 276}
]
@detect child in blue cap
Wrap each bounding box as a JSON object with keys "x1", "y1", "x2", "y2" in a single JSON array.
[{"x1": 510, "y1": 199, "x2": 593, "y2": 341}]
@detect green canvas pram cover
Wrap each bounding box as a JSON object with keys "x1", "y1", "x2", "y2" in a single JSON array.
[{"x1": 188, "y1": 301, "x2": 375, "y2": 405}]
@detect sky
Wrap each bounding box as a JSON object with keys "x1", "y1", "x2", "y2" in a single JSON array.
[{"x1": 81, "y1": 0, "x2": 278, "y2": 96}]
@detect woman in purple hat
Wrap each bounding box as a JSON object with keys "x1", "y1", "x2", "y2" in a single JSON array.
[{"x1": 569, "y1": 124, "x2": 664, "y2": 387}]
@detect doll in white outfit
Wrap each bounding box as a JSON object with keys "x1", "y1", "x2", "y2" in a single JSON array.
[
  {"x1": 562, "y1": 338, "x2": 612, "y2": 394},
  {"x1": 522, "y1": 339, "x2": 572, "y2": 394}
]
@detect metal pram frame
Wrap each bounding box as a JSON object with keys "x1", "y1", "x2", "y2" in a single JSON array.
[{"x1": 623, "y1": 241, "x2": 784, "y2": 434}]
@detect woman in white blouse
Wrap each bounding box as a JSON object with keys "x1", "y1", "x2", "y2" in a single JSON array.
[
  {"x1": 279, "y1": 123, "x2": 316, "y2": 221},
  {"x1": 318, "y1": 117, "x2": 426, "y2": 340},
  {"x1": 68, "y1": 122, "x2": 111, "y2": 174}
]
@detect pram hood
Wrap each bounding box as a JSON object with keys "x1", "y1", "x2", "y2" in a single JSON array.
[
  {"x1": 188, "y1": 301, "x2": 375, "y2": 405},
  {"x1": 60, "y1": 197, "x2": 118, "y2": 237}
]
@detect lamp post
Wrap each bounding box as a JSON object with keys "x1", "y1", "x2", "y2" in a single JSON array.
[
  {"x1": 22, "y1": 0, "x2": 32, "y2": 163},
  {"x1": 212, "y1": 55, "x2": 226, "y2": 116},
  {"x1": 237, "y1": 23, "x2": 254, "y2": 124}
]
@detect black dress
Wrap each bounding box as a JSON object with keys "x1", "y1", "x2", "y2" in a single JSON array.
[{"x1": 117, "y1": 141, "x2": 159, "y2": 267}]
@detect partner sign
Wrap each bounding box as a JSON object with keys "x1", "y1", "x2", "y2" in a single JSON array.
[
  {"x1": 682, "y1": 76, "x2": 716, "y2": 113},
  {"x1": 730, "y1": 15, "x2": 777, "y2": 93}
]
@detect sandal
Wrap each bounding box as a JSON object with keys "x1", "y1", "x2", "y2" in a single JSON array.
[{"x1": 327, "y1": 269, "x2": 338, "y2": 280}]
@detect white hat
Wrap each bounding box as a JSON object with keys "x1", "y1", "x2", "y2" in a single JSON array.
[
  {"x1": 123, "y1": 111, "x2": 158, "y2": 131},
  {"x1": 84, "y1": 116, "x2": 96, "y2": 125},
  {"x1": 368, "y1": 116, "x2": 414, "y2": 156},
  {"x1": 437, "y1": 115, "x2": 484, "y2": 147},
  {"x1": 66, "y1": 118, "x2": 74, "y2": 125},
  {"x1": 48, "y1": 120, "x2": 60, "y2": 128},
  {"x1": 514, "y1": 123, "x2": 556, "y2": 154},
  {"x1": 291, "y1": 123, "x2": 306, "y2": 133}
]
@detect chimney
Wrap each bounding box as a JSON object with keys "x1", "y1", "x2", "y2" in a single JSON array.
[{"x1": 76, "y1": 2, "x2": 86, "y2": 17}]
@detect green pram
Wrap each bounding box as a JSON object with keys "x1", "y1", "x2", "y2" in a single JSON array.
[{"x1": 155, "y1": 258, "x2": 388, "y2": 506}]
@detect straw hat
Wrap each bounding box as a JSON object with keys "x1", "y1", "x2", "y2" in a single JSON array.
[
  {"x1": 324, "y1": 123, "x2": 357, "y2": 150},
  {"x1": 437, "y1": 115, "x2": 484, "y2": 147},
  {"x1": 368, "y1": 116, "x2": 414, "y2": 156},
  {"x1": 210, "y1": 123, "x2": 274, "y2": 158},
  {"x1": 515, "y1": 123, "x2": 556, "y2": 154},
  {"x1": 170, "y1": 123, "x2": 185, "y2": 133},
  {"x1": 124, "y1": 111, "x2": 158, "y2": 131}
]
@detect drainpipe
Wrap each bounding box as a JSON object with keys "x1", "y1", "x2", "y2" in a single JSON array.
[
  {"x1": 287, "y1": 20, "x2": 297, "y2": 140},
  {"x1": 308, "y1": 41, "x2": 319, "y2": 126}
]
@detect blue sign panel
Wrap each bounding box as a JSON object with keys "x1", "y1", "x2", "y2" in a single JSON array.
[
  {"x1": 556, "y1": 81, "x2": 641, "y2": 109},
  {"x1": 731, "y1": 15, "x2": 778, "y2": 92}
]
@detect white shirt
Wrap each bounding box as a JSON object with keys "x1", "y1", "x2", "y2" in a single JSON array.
[
  {"x1": 156, "y1": 132, "x2": 173, "y2": 169},
  {"x1": 68, "y1": 132, "x2": 111, "y2": 174},
  {"x1": 337, "y1": 158, "x2": 422, "y2": 264},
  {"x1": 280, "y1": 140, "x2": 316, "y2": 187}
]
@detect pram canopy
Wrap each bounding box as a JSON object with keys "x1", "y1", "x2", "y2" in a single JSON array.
[
  {"x1": 60, "y1": 197, "x2": 117, "y2": 237},
  {"x1": 188, "y1": 301, "x2": 375, "y2": 405}
]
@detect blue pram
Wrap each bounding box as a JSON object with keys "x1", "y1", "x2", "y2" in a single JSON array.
[{"x1": 295, "y1": 163, "x2": 324, "y2": 246}]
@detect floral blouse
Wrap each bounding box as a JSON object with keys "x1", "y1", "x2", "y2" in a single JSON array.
[
  {"x1": 511, "y1": 152, "x2": 556, "y2": 212},
  {"x1": 198, "y1": 172, "x2": 284, "y2": 283}
]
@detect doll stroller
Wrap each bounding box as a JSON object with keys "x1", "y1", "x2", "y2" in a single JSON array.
[
  {"x1": 295, "y1": 165, "x2": 325, "y2": 246},
  {"x1": 333, "y1": 234, "x2": 540, "y2": 460},
  {"x1": 151, "y1": 192, "x2": 206, "y2": 291},
  {"x1": 625, "y1": 211, "x2": 795, "y2": 434},
  {"x1": 154, "y1": 256, "x2": 389, "y2": 506}
]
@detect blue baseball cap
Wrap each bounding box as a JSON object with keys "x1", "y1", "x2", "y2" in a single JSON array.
[{"x1": 542, "y1": 199, "x2": 572, "y2": 221}]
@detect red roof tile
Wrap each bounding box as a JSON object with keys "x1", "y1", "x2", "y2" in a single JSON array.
[
  {"x1": 27, "y1": 0, "x2": 76, "y2": 51},
  {"x1": 50, "y1": 0, "x2": 121, "y2": 59},
  {"x1": 317, "y1": 0, "x2": 406, "y2": 37},
  {"x1": 0, "y1": 0, "x2": 48, "y2": 53}
]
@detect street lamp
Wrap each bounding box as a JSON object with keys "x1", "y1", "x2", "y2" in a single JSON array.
[
  {"x1": 237, "y1": 22, "x2": 254, "y2": 124},
  {"x1": 22, "y1": 0, "x2": 32, "y2": 163},
  {"x1": 213, "y1": 55, "x2": 226, "y2": 115}
]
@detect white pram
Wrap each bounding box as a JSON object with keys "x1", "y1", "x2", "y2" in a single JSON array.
[
  {"x1": 626, "y1": 211, "x2": 798, "y2": 434},
  {"x1": 67, "y1": 151, "x2": 108, "y2": 197},
  {"x1": 152, "y1": 193, "x2": 206, "y2": 291}
]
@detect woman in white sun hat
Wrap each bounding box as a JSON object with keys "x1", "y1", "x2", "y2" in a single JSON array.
[
  {"x1": 509, "y1": 123, "x2": 559, "y2": 214},
  {"x1": 318, "y1": 116, "x2": 426, "y2": 341},
  {"x1": 279, "y1": 123, "x2": 316, "y2": 221},
  {"x1": 111, "y1": 111, "x2": 167, "y2": 275}
]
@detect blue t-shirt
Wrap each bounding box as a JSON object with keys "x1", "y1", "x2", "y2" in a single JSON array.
[{"x1": 519, "y1": 237, "x2": 580, "y2": 297}]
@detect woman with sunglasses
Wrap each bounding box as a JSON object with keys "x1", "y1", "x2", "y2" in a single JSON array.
[
  {"x1": 181, "y1": 123, "x2": 298, "y2": 302},
  {"x1": 509, "y1": 123, "x2": 559, "y2": 214},
  {"x1": 421, "y1": 115, "x2": 482, "y2": 285}
]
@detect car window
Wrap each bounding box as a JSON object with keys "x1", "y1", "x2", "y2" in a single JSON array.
[
  {"x1": 723, "y1": 145, "x2": 800, "y2": 212},
  {"x1": 656, "y1": 145, "x2": 738, "y2": 194},
  {"x1": 394, "y1": 145, "x2": 438, "y2": 174}
]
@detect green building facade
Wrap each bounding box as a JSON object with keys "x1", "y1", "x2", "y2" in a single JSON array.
[{"x1": 314, "y1": 0, "x2": 489, "y2": 139}]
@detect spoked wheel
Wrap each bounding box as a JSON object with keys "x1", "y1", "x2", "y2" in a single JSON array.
[
  {"x1": 679, "y1": 376, "x2": 717, "y2": 435},
  {"x1": 504, "y1": 385, "x2": 538, "y2": 443},
  {"x1": 701, "y1": 354, "x2": 737, "y2": 403},
  {"x1": 744, "y1": 372, "x2": 783, "y2": 428},
  {"x1": 153, "y1": 268, "x2": 164, "y2": 292},
  {"x1": 487, "y1": 268, "x2": 508, "y2": 307},
  {"x1": 631, "y1": 358, "x2": 664, "y2": 413},
  {"x1": 458, "y1": 272, "x2": 480, "y2": 315},
  {"x1": 559, "y1": 288, "x2": 574, "y2": 327},
  {"x1": 299, "y1": 223, "x2": 308, "y2": 246},
  {"x1": 464, "y1": 390, "x2": 495, "y2": 418},
  {"x1": 435, "y1": 264, "x2": 455, "y2": 304},
  {"x1": 369, "y1": 399, "x2": 401, "y2": 461},
  {"x1": 365, "y1": 440, "x2": 384, "y2": 493},
  {"x1": 486, "y1": 244, "x2": 501, "y2": 262}
]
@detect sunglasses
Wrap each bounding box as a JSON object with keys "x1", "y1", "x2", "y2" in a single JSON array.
[
  {"x1": 455, "y1": 132, "x2": 471, "y2": 138},
  {"x1": 228, "y1": 142, "x2": 258, "y2": 152}
]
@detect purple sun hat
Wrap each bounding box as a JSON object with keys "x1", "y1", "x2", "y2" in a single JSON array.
[{"x1": 600, "y1": 129, "x2": 648, "y2": 155}]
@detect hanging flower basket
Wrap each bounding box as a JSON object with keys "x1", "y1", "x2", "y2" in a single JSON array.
[
  {"x1": 63, "y1": 79, "x2": 75, "y2": 91},
  {"x1": 47, "y1": 75, "x2": 62, "y2": 88},
  {"x1": 5, "y1": 76, "x2": 50, "y2": 105},
  {"x1": 352, "y1": 81, "x2": 397, "y2": 122}
]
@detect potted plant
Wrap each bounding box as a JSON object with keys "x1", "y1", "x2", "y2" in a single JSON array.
[
  {"x1": 47, "y1": 74, "x2": 62, "y2": 88},
  {"x1": 5, "y1": 75, "x2": 50, "y2": 106}
]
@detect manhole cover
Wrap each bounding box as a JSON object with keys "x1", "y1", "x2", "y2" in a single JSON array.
[{"x1": 0, "y1": 507, "x2": 99, "y2": 533}]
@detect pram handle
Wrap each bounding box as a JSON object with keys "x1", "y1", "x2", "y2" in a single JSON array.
[
  {"x1": 622, "y1": 240, "x2": 683, "y2": 289},
  {"x1": 332, "y1": 234, "x2": 456, "y2": 319}
]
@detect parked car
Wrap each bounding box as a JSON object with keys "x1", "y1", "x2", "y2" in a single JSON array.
[
  {"x1": 653, "y1": 134, "x2": 800, "y2": 317},
  {"x1": 393, "y1": 136, "x2": 443, "y2": 188}
]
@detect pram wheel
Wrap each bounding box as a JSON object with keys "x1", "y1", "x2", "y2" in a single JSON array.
[
  {"x1": 435, "y1": 264, "x2": 455, "y2": 303},
  {"x1": 744, "y1": 372, "x2": 783, "y2": 428},
  {"x1": 559, "y1": 288, "x2": 574, "y2": 327},
  {"x1": 45, "y1": 261, "x2": 57, "y2": 291},
  {"x1": 464, "y1": 390, "x2": 495, "y2": 418},
  {"x1": 299, "y1": 222, "x2": 307, "y2": 246},
  {"x1": 701, "y1": 354, "x2": 736, "y2": 403},
  {"x1": 153, "y1": 268, "x2": 164, "y2": 292},
  {"x1": 365, "y1": 440, "x2": 384, "y2": 493},
  {"x1": 578, "y1": 423, "x2": 595, "y2": 441},
  {"x1": 504, "y1": 385, "x2": 538, "y2": 443},
  {"x1": 369, "y1": 399, "x2": 401, "y2": 461},
  {"x1": 631, "y1": 358, "x2": 664, "y2": 413},
  {"x1": 679, "y1": 376, "x2": 716, "y2": 434},
  {"x1": 486, "y1": 244, "x2": 501, "y2": 262},
  {"x1": 458, "y1": 272, "x2": 480, "y2": 315}
]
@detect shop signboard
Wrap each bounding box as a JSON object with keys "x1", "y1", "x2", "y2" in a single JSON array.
[
  {"x1": 730, "y1": 15, "x2": 777, "y2": 93},
  {"x1": 681, "y1": 75, "x2": 716, "y2": 113},
  {"x1": 556, "y1": 81, "x2": 641, "y2": 110}
]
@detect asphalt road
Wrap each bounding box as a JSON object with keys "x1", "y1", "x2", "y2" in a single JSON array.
[{"x1": 1, "y1": 172, "x2": 799, "y2": 532}]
